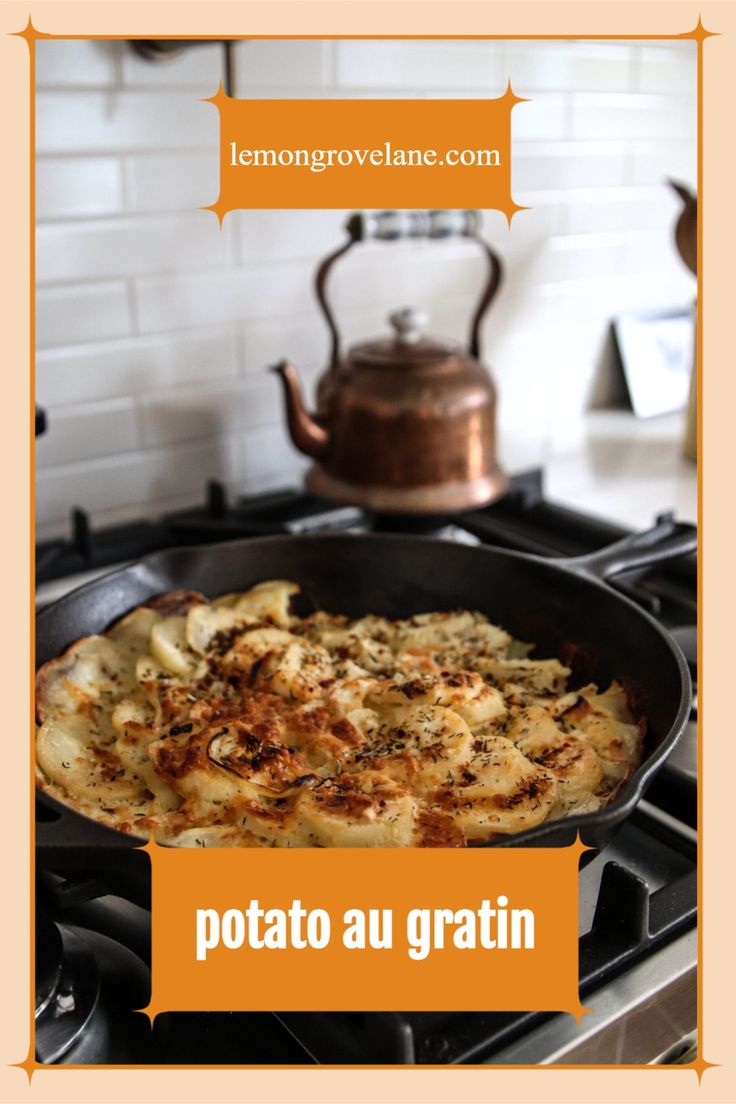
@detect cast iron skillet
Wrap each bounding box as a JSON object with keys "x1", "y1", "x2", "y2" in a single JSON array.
[{"x1": 36, "y1": 516, "x2": 696, "y2": 866}]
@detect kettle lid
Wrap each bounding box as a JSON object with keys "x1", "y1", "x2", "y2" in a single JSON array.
[{"x1": 350, "y1": 307, "x2": 462, "y2": 367}]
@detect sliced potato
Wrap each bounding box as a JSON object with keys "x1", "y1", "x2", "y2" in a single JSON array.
[
  {"x1": 148, "y1": 734, "x2": 248, "y2": 803},
  {"x1": 37, "y1": 636, "x2": 138, "y2": 721},
  {"x1": 438, "y1": 736, "x2": 558, "y2": 838},
  {"x1": 37, "y1": 713, "x2": 147, "y2": 804},
  {"x1": 253, "y1": 639, "x2": 335, "y2": 701},
  {"x1": 506, "y1": 705, "x2": 604, "y2": 813},
  {"x1": 166, "y1": 825, "x2": 262, "y2": 847},
  {"x1": 367, "y1": 670, "x2": 506, "y2": 729},
  {"x1": 111, "y1": 696, "x2": 154, "y2": 734},
  {"x1": 231, "y1": 579, "x2": 300, "y2": 626},
  {"x1": 222, "y1": 626, "x2": 299, "y2": 672},
  {"x1": 206, "y1": 722, "x2": 306, "y2": 792},
  {"x1": 474, "y1": 656, "x2": 571, "y2": 695},
  {"x1": 562, "y1": 681, "x2": 643, "y2": 784},
  {"x1": 326, "y1": 676, "x2": 381, "y2": 714},
  {"x1": 292, "y1": 771, "x2": 416, "y2": 847},
  {"x1": 150, "y1": 616, "x2": 201, "y2": 676},
  {"x1": 185, "y1": 604, "x2": 251, "y2": 655},
  {"x1": 392, "y1": 610, "x2": 483, "y2": 650},
  {"x1": 566, "y1": 711, "x2": 641, "y2": 784},
  {"x1": 190, "y1": 580, "x2": 300, "y2": 652},
  {"x1": 581, "y1": 680, "x2": 637, "y2": 724},
  {"x1": 357, "y1": 704, "x2": 473, "y2": 794},
  {"x1": 107, "y1": 606, "x2": 161, "y2": 654}
]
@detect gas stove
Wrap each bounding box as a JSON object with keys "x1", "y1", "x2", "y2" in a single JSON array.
[{"x1": 35, "y1": 470, "x2": 697, "y2": 1065}]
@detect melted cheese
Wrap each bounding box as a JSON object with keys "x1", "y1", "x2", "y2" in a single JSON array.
[{"x1": 35, "y1": 580, "x2": 644, "y2": 846}]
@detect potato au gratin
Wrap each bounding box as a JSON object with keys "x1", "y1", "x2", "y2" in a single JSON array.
[{"x1": 35, "y1": 581, "x2": 644, "y2": 847}]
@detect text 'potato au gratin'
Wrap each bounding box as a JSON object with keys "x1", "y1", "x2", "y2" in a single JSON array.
[{"x1": 36, "y1": 581, "x2": 644, "y2": 847}]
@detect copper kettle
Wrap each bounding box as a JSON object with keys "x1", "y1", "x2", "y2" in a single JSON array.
[{"x1": 273, "y1": 210, "x2": 507, "y2": 513}]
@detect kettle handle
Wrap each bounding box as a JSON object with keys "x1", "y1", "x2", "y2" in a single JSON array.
[{"x1": 315, "y1": 210, "x2": 503, "y2": 370}]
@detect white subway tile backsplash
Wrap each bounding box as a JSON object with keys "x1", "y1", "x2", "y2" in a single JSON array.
[
  {"x1": 36, "y1": 40, "x2": 120, "y2": 88},
  {"x1": 37, "y1": 438, "x2": 240, "y2": 525},
  {"x1": 139, "y1": 376, "x2": 281, "y2": 448},
  {"x1": 236, "y1": 210, "x2": 349, "y2": 263},
  {"x1": 432, "y1": 92, "x2": 567, "y2": 140},
  {"x1": 134, "y1": 262, "x2": 313, "y2": 333},
  {"x1": 622, "y1": 229, "x2": 687, "y2": 277},
  {"x1": 635, "y1": 44, "x2": 696, "y2": 95},
  {"x1": 483, "y1": 195, "x2": 563, "y2": 240},
  {"x1": 233, "y1": 421, "x2": 307, "y2": 485},
  {"x1": 235, "y1": 40, "x2": 328, "y2": 92},
  {"x1": 507, "y1": 42, "x2": 634, "y2": 93},
  {"x1": 489, "y1": 319, "x2": 606, "y2": 385},
  {"x1": 33, "y1": 38, "x2": 698, "y2": 532},
  {"x1": 501, "y1": 232, "x2": 627, "y2": 286},
  {"x1": 504, "y1": 94, "x2": 568, "y2": 141},
  {"x1": 241, "y1": 314, "x2": 330, "y2": 375},
  {"x1": 36, "y1": 398, "x2": 138, "y2": 468},
  {"x1": 37, "y1": 212, "x2": 233, "y2": 283},
  {"x1": 36, "y1": 328, "x2": 239, "y2": 406},
  {"x1": 124, "y1": 152, "x2": 217, "y2": 212},
  {"x1": 487, "y1": 270, "x2": 685, "y2": 340},
  {"x1": 562, "y1": 185, "x2": 679, "y2": 234},
  {"x1": 36, "y1": 91, "x2": 217, "y2": 154},
  {"x1": 334, "y1": 41, "x2": 501, "y2": 91},
  {"x1": 512, "y1": 141, "x2": 629, "y2": 191},
  {"x1": 36, "y1": 158, "x2": 123, "y2": 220},
  {"x1": 332, "y1": 246, "x2": 485, "y2": 318},
  {"x1": 35, "y1": 405, "x2": 336, "y2": 530},
  {"x1": 631, "y1": 139, "x2": 696, "y2": 188},
  {"x1": 121, "y1": 43, "x2": 223, "y2": 89},
  {"x1": 571, "y1": 93, "x2": 696, "y2": 141},
  {"x1": 36, "y1": 282, "x2": 131, "y2": 349}
]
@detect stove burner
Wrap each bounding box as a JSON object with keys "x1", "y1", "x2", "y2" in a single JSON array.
[{"x1": 35, "y1": 913, "x2": 151, "y2": 1064}]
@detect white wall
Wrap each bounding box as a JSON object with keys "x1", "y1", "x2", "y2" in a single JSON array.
[{"x1": 35, "y1": 38, "x2": 697, "y2": 538}]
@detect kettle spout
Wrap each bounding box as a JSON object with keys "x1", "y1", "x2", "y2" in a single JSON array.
[{"x1": 271, "y1": 360, "x2": 329, "y2": 460}]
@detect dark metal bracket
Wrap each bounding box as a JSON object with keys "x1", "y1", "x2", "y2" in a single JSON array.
[{"x1": 129, "y1": 40, "x2": 238, "y2": 96}]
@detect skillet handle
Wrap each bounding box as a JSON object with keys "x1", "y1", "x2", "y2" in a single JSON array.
[{"x1": 560, "y1": 513, "x2": 697, "y2": 582}]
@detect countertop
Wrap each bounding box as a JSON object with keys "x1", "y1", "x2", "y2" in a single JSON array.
[{"x1": 501, "y1": 409, "x2": 697, "y2": 531}]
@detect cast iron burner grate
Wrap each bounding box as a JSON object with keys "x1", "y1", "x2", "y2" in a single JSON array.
[{"x1": 37, "y1": 469, "x2": 696, "y2": 618}]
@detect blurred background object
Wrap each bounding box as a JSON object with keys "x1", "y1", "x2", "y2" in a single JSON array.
[
  {"x1": 668, "y1": 179, "x2": 698, "y2": 462},
  {"x1": 670, "y1": 180, "x2": 697, "y2": 276}
]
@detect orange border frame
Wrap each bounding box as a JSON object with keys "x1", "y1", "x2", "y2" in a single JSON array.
[{"x1": 15, "y1": 16, "x2": 710, "y2": 1083}]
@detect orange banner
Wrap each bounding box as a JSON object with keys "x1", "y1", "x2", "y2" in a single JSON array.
[
  {"x1": 142, "y1": 841, "x2": 586, "y2": 1018},
  {"x1": 204, "y1": 85, "x2": 525, "y2": 219}
]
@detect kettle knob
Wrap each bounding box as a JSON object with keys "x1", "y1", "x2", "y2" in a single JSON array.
[{"x1": 389, "y1": 306, "x2": 429, "y2": 346}]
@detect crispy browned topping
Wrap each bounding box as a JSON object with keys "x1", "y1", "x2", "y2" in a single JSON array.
[{"x1": 35, "y1": 582, "x2": 644, "y2": 847}]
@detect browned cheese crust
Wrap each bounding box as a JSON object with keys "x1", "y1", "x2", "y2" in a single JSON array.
[{"x1": 35, "y1": 581, "x2": 644, "y2": 847}]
